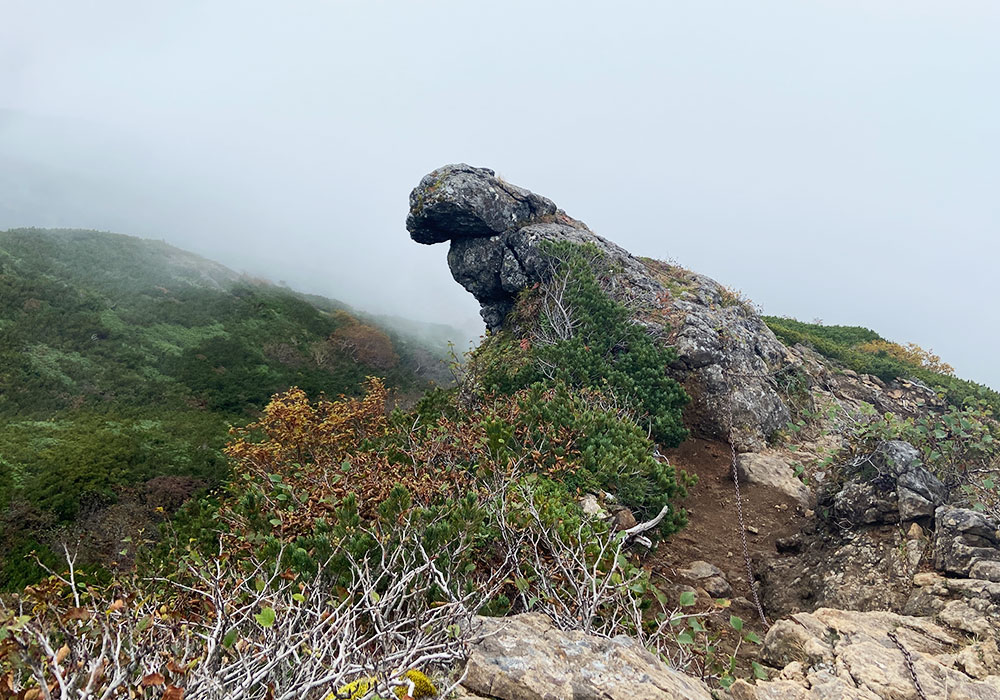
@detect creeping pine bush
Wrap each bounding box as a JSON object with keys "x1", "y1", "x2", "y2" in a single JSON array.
[{"x1": 474, "y1": 241, "x2": 689, "y2": 447}]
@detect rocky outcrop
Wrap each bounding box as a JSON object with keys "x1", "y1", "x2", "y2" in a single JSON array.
[
  {"x1": 407, "y1": 164, "x2": 792, "y2": 449},
  {"x1": 452, "y1": 608, "x2": 1000, "y2": 700},
  {"x1": 760, "y1": 526, "x2": 925, "y2": 617},
  {"x1": 828, "y1": 440, "x2": 948, "y2": 526},
  {"x1": 458, "y1": 613, "x2": 714, "y2": 700},
  {"x1": 729, "y1": 607, "x2": 1000, "y2": 699},
  {"x1": 933, "y1": 505, "x2": 1000, "y2": 576}
]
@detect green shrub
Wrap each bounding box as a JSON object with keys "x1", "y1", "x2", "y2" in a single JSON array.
[{"x1": 476, "y1": 241, "x2": 689, "y2": 447}]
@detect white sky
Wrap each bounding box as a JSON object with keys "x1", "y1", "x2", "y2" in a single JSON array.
[{"x1": 1, "y1": 1, "x2": 998, "y2": 387}]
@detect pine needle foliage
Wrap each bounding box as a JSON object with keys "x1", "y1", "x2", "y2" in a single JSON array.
[{"x1": 475, "y1": 241, "x2": 689, "y2": 447}]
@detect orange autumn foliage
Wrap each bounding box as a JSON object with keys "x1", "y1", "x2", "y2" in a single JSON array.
[
  {"x1": 222, "y1": 379, "x2": 467, "y2": 541},
  {"x1": 328, "y1": 312, "x2": 399, "y2": 370},
  {"x1": 856, "y1": 340, "x2": 955, "y2": 376},
  {"x1": 225, "y1": 378, "x2": 390, "y2": 470}
]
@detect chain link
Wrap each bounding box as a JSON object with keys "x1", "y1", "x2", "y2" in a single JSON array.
[
  {"x1": 728, "y1": 434, "x2": 769, "y2": 628},
  {"x1": 887, "y1": 630, "x2": 928, "y2": 700}
]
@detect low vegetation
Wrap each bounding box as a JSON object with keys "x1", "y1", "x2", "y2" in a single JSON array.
[
  {"x1": 0, "y1": 229, "x2": 445, "y2": 589},
  {"x1": 764, "y1": 316, "x2": 1000, "y2": 412},
  {"x1": 1, "y1": 237, "x2": 708, "y2": 697}
]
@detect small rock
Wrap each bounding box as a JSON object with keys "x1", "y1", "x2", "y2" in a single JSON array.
[
  {"x1": 938, "y1": 599, "x2": 994, "y2": 637},
  {"x1": 613, "y1": 508, "x2": 637, "y2": 531},
  {"x1": 679, "y1": 560, "x2": 725, "y2": 580},
  {"x1": 779, "y1": 660, "x2": 807, "y2": 683},
  {"x1": 735, "y1": 453, "x2": 812, "y2": 507},
  {"x1": 703, "y1": 575, "x2": 733, "y2": 598},
  {"x1": 462, "y1": 613, "x2": 714, "y2": 700},
  {"x1": 579, "y1": 493, "x2": 604, "y2": 517},
  {"x1": 746, "y1": 525, "x2": 759, "y2": 535},
  {"x1": 934, "y1": 505, "x2": 1000, "y2": 576},
  {"x1": 906, "y1": 539, "x2": 926, "y2": 569},
  {"x1": 775, "y1": 534, "x2": 803, "y2": 554},
  {"x1": 969, "y1": 560, "x2": 1000, "y2": 583},
  {"x1": 907, "y1": 522, "x2": 925, "y2": 539}
]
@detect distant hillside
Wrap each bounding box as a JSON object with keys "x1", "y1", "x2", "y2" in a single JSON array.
[
  {"x1": 763, "y1": 316, "x2": 1000, "y2": 412},
  {"x1": 0, "y1": 228, "x2": 452, "y2": 588}
]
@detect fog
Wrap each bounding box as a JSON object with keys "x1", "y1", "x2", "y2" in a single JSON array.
[{"x1": 2, "y1": 1, "x2": 998, "y2": 386}]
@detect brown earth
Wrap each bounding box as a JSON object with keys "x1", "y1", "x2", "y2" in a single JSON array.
[{"x1": 644, "y1": 437, "x2": 810, "y2": 671}]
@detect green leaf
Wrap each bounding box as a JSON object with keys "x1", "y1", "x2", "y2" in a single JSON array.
[
  {"x1": 651, "y1": 585, "x2": 668, "y2": 607},
  {"x1": 254, "y1": 606, "x2": 276, "y2": 628},
  {"x1": 222, "y1": 628, "x2": 239, "y2": 647},
  {"x1": 269, "y1": 518, "x2": 281, "y2": 526},
  {"x1": 744, "y1": 631, "x2": 762, "y2": 645},
  {"x1": 676, "y1": 631, "x2": 694, "y2": 645},
  {"x1": 729, "y1": 615, "x2": 744, "y2": 631},
  {"x1": 752, "y1": 661, "x2": 769, "y2": 680},
  {"x1": 292, "y1": 593, "x2": 306, "y2": 603},
  {"x1": 268, "y1": 473, "x2": 283, "y2": 483},
  {"x1": 679, "y1": 590, "x2": 696, "y2": 607}
]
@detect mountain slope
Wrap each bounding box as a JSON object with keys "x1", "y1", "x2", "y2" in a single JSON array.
[{"x1": 0, "y1": 228, "x2": 451, "y2": 587}]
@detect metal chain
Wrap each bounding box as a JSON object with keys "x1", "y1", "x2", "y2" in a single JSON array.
[
  {"x1": 728, "y1": 433, "x2": 769, "y2": 628},
  {"x1": 888, "y1": 630, "x2": 928, "y2": 700},
  {"x1": 720, "y1": 327, "x2": 770, "y2": 629}
]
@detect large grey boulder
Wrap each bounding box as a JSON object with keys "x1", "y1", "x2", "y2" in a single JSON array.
[
  {"x1": 461, "y1": 613, "x2": 713, "y2": 700},
  {"x1": 934, "y1": 505, "x2": 1000, "y2": 576},
  {"x1": 407, "y1": 164, "x2": 793, "y2": 449},
  {"x1": 406, "y1": 164, "x2": 557, "y2": 244}
]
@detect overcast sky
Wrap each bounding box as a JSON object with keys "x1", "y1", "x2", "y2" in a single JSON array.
[{"x1": 1, "y1": 1, "x2": 998, "y2": 388}]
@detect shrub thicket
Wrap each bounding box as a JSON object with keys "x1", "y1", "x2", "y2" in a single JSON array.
[
  {"x1": 474, "y1": 241, "x2": 689, "y2": 447},
  {"x1": 0, "y1": 229, "x2": 440, "y2": 588}
]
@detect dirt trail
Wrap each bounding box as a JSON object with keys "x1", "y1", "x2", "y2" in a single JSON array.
[{"x1": 648, "y1": 438, "x2": 808, "y2": 652}]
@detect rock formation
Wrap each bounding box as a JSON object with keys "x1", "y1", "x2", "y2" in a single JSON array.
[
  {"x1": 455, "y1": 613, "x2": 714, "y2": 700},
  {"x1": 406, "y1": 165, "x2": 1000, "y2": 698},
  {"x1": 407, "y1": 164, "x2": 791, "y2": 450}
]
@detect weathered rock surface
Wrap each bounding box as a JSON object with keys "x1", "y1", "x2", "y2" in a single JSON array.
[
  {"x1": 933, "y1": 505, "x2": 1000, "y2": 576},
  {"x1": 460, "y1": 613, "x2": 713, "y2": 700},
  {"x1": 760, "y1": 527, "x2": 922, "y2": 617},
  {"x1": 729, "y1": 607, "x2": 1000, "y2": 699},
  {"x1": 407, "y1": 164, "x2": 793, "y2": 449},
  {"x1": 829, "y1": 440, "x2": 947, "y2": 526},
  {"x1": 736, "y1": 453, "x2": 812, "y2": 507},
  {"x1": 406, "y1": 164, "x2": 558, "y2": 245}
]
